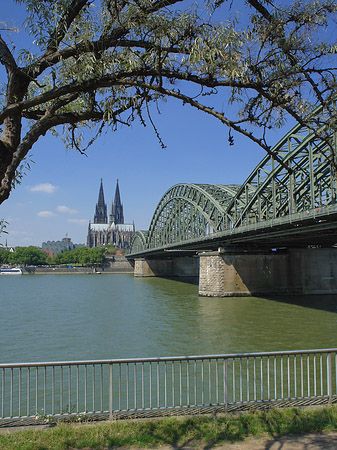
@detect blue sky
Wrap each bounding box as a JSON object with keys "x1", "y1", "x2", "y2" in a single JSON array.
[{"x1": 0, "y1": 0, "x2": 286, "y2": 247}]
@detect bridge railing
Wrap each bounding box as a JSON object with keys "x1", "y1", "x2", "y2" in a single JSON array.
[
  {"x1": 128, "y1": 203, "x2": 337, "y2": 255},
  {"x1": 1, "y1": 349, "x2": 336, "y2": 424}
]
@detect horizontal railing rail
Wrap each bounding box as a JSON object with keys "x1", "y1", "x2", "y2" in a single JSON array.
[{"x1": 1, "y1": 349, "x2": 336, "y2": 423}]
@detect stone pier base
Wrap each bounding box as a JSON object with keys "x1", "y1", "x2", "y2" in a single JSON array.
[
  {"x1": 134, "y1": 257, "x2": 199, "y2": 278},
  {"x1": 199, "y1": 248, "x2": 337, "y2": 297}
]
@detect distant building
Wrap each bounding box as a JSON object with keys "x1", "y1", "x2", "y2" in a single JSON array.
[
  {"x1": 42, "y1": 235, "x2": 84, "y2": 258},
  {"x1": 87, "y1": 179, "x2": 135, "y2": 249},
  {"x1": 4, "y1": 239, "x2": 14, "y2": 252}
]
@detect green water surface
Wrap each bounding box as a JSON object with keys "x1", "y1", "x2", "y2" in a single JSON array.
[{"x1": 0, "y1": 274, "x2": 336, "y2": 363}]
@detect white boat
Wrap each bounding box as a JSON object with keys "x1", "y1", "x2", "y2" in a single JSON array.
[{"x1": 0, "y1": 267, "x2": 23, "y2": 275}]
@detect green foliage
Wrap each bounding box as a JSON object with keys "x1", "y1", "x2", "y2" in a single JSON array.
[
  {"x1": 52, "y1": 247, "x2": 105, "y2": 266},
  {"x1": 0, "y1": 248, "x2": 10, "y2": 264},
  {"x1": 11, "y1": 155, "x2": 35, "y2": 189},
  {"x1": 0, "y1": 219, "x2": 8, "y2": 242},
  {"x1": 0, "y1": 0, "x2": 336, "y2": 204},
  {"x1": 104, "y1": 244, "x2": 117, "y2": 255},
  {"x1": 0, "y1": 246, "x2": 48, "y2": 266},
  {"x1": 0, "y1": 406, "x2": 336, "y2": 449}
]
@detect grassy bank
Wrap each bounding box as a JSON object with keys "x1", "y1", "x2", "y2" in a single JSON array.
[{"x1": 1, "y1": 406, "x2": 337, "y2": 450}]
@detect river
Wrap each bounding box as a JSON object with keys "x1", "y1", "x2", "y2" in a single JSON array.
[{"x1": 1, "y1": 274, "x2": 336, "y2": 364}]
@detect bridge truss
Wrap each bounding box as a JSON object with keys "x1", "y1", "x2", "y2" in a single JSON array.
[{"x1": 130, "y1": 104, "x2": 337, "y2": 255}]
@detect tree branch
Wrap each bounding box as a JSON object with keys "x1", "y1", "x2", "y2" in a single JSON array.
[
  {"x1": 124, "y1": 79, "x2": 292, "y2": 171},
  {"x1": 45, "y1": 0, "x2": 91, "y2": 55},
  {"x1": 27, "y1": 37, "x2": 190, "y2": 80},
  {"x1": 0, "y1": 35, "x2": 17, "y2": 72},
  {"x1": 0, "y1": 69, "x2": 264, "y2": 123}
]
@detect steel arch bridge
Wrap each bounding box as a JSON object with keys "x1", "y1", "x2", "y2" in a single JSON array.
[{"x1": 130, "y1": 104, "x2": 337, "y2": 256}]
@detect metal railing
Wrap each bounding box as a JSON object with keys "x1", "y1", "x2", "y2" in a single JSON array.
[{"x1": 1, "y1": 349, "x2": 336, "y2": 424}]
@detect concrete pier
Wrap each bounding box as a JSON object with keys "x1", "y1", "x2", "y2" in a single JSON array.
[
  {"x1": 133, "y1": 248, "x2": 337, "y2": 297},
  {"x1": 198, "y1": 248, "x2": 337, "y2": 297},
  {"x1": 134, "y1": 256, "x2": 199, "y2": 278}
]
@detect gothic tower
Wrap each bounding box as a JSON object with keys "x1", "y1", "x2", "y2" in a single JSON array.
[
  {"x1": 88, "y1": 178, "x2": 134, "y2": 249},
  {"x1": 94, "y1": 179, "x2": 108, "y2": 224},
  {"x1": 109, "y1": 179, "x2": 124, "y2": 224}
]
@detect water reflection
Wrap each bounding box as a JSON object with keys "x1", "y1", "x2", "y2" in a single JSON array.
[
  {"x1": 0, "y1": 275, "x2": 336, "y2": 364},
  {"x1": 138, "y1": 277, "x2": 337, "y2": 355}
]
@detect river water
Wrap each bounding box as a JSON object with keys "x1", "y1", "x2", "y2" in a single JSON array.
[{"x1": 1, "y1": 274, "x2": 336, "y2": 364}]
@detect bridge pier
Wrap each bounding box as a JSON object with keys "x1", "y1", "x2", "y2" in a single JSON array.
[
  {"x1": 199, "y1": 248, "x2": 337, "y2": 297},
  {"x1": 134, "y1": 256, "x2": 199, "y2": 278}
]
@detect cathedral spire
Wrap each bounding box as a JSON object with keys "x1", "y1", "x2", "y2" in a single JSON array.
[
  {"x1": 94, "y1": 178, "x2": 108, "y2": 224},
  {"x1": 114, "y1": 179, "x2": 122, "y2": 207},
  {"x1": 110, "y1": 179, "x2": 124, "y2": 224},
  {"x1": 98, "y1": 178, "x2": 105, "y2": 206}
]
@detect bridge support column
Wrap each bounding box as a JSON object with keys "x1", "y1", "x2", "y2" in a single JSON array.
[
  {"x1": 134, "y1": 257, "x2": 199, "y2": 277},
  {"x1": 198, "y1": 248, "x2": 337, "y2": 297},
  {"x1": 134, "y1": 258, "x2": 172, "y2": 277}
]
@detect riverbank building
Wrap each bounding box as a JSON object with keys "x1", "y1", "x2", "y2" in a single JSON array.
[
  {"x1": 42, "y1": 235, "x2": 84, "y2": 258},
  {"x1": 87, "y1": 179, "x2": 135, "y2": 249}
]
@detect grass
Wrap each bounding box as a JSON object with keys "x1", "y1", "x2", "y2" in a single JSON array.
[{"x1": 0, "y1": 406, "x2": 337, "y2": 450}]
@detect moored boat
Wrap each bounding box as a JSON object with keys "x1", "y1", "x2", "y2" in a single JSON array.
[{"x1": 0, "y1": 267, "x2": 23, "y2": 275}]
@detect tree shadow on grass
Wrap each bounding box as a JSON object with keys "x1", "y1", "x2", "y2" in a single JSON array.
[{"x1": 99, "y1": 407, "x2": 337, "y2": 450}]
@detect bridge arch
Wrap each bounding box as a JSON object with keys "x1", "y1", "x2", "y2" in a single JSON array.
[
  {"x1": 129, "y1": 102, "x2": 336, "y2": 254},
  {"x1": 130, "y1": 230, "x2": 148, "y2": 253},
  {"x1": 146, "y1": 183, "x2": 240, "y2": 249},
  {"x1": 226, "y1": 108, "x2": 336, "y2": 228}
]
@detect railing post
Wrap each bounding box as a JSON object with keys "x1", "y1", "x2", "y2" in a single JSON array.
[
  {"x1": 109, "y1": 363, "x2": 113, "y2": 419},
  {"x1": 224, "y1": 359, "x2": 228, "y2": 413},
  {"x1": 327, "y1": 353, "x2": 332, "y2": 405}
]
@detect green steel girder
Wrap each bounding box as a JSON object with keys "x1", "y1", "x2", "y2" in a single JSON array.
[
  {"x1": 228, "y1": 124, "x2": 336, "y2": 227},
  {"x1": 146, "y1": 184, "x2": 239, "y2": 249},
  {"x1": 130, "y1": 230, "x2": 149, "y2": 253},
  {"x1": 129, "y1": 102, "x2": 337, "y2": 255}
]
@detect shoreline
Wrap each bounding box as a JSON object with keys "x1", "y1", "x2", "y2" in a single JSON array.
[
  {"x1": 22, "y1": 266, "x2": 133, "y2": 275},
  {"x1": 20, "y1": 254, "x2": 134, "y2": 275}
]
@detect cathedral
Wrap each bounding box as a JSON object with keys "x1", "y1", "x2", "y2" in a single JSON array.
[{"x1": 87, "y1": 179, "x2": 135, "y2": 249}]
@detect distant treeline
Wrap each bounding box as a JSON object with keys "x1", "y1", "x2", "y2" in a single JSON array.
[
  {"x1": 52, "y1": 247, "x2": 105, "y2": 266},
  {"x1": 0, "y1": 246, "x2": 106, "y2": 266}
]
